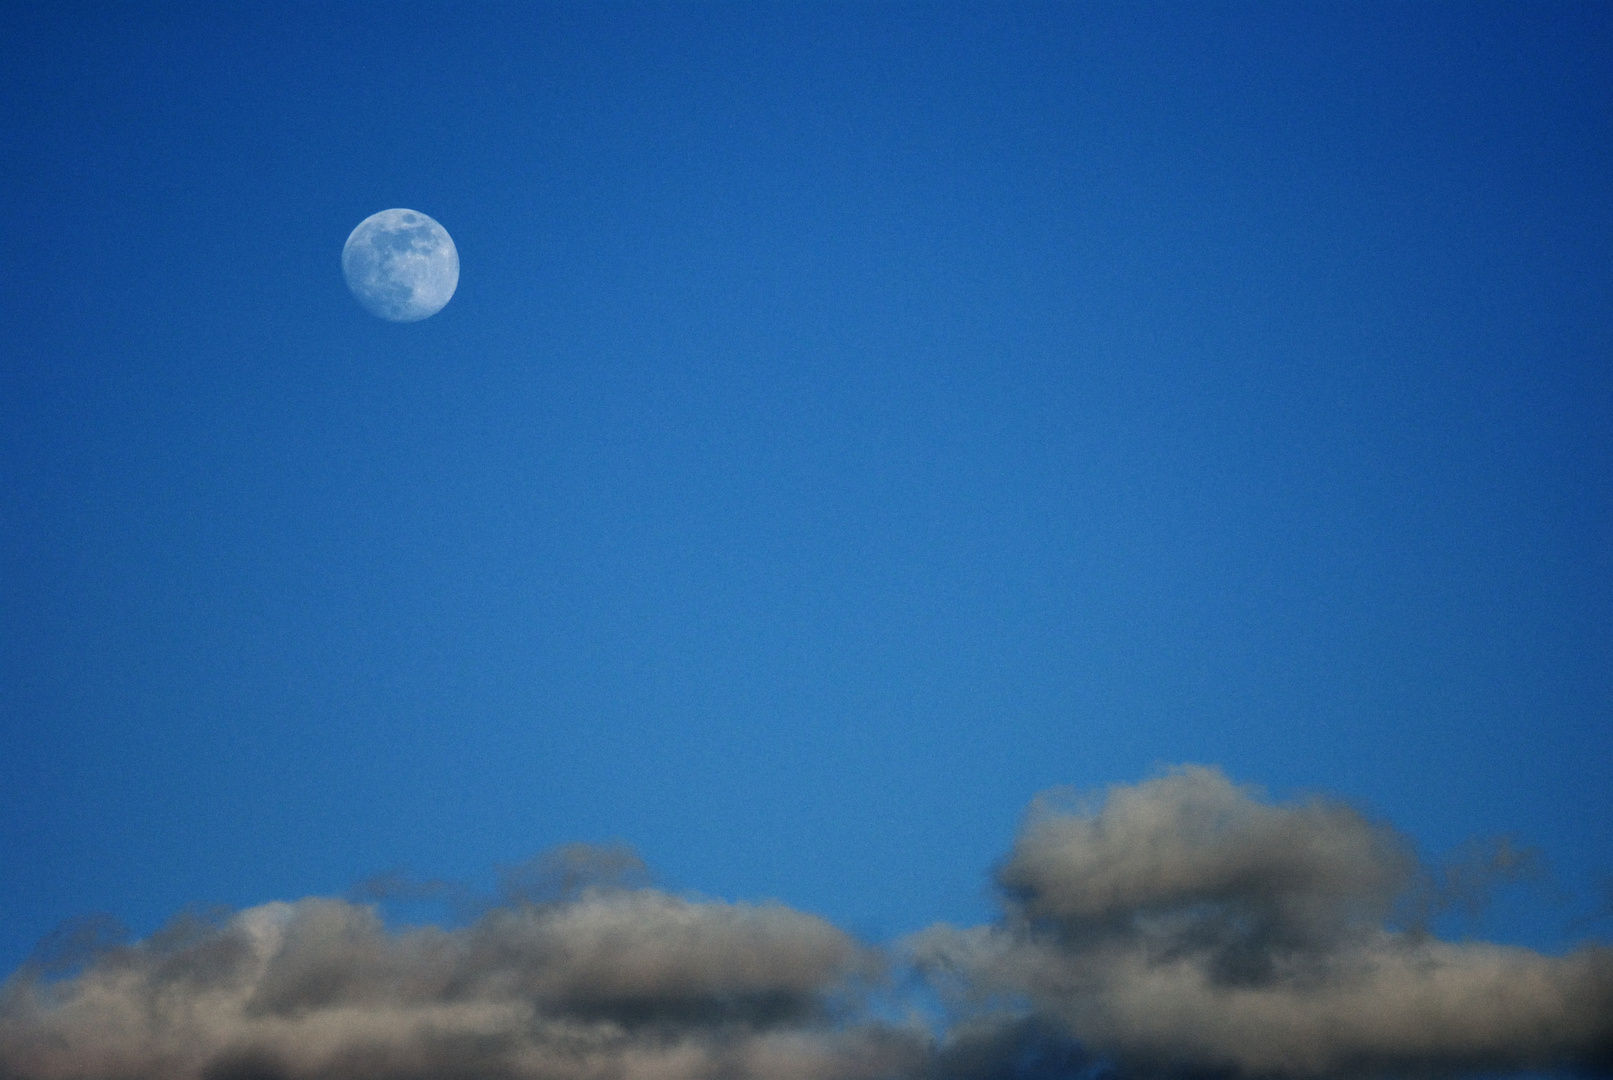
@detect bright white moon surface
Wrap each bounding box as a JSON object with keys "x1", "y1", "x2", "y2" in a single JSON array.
[{"x1": 342, "y1": 209, "x2": 459, "y2": 322}]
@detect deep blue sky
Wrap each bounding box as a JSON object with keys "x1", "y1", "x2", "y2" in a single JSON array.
[{"x1": 2, "y1": 4, "x2": 1610, "y2": 973}]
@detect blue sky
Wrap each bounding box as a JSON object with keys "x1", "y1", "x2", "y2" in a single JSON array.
[{"x1": 2, "y1": 0, "x2": 1610, "y2": 994}]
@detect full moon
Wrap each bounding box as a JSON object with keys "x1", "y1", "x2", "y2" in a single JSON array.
[{"x1": 342, "y1": 209, "x2": 459, "y2": 322}]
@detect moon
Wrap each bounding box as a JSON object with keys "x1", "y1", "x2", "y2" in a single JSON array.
[{"x1": 342, "y1": 209, "x2": 459, "y2": 322}]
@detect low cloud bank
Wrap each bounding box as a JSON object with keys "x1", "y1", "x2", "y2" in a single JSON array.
[
  {"x1": 0, "y1": 861, "x2": 915, "y2": 1080},
  {"x1": 913, "y1": 767, "x2": 1613, "y2": 1079},
  {"x1": 4, "y1": 768, "x2": 1610, "y2": 1080}
]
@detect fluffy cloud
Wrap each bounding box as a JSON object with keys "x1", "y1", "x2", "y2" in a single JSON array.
[
  {"x1": 0, "y1": 884, "x2": 917, "y2": 1080},
  {"x1": 911, "y1": 766, "x2": 1613, "y2": 1078},
  {"x1": 5, "y1": 770, "x2": 1610, "y2": 1080}
]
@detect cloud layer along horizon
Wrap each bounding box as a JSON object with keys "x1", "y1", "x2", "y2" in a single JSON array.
[{"x1": 4, "y1": 768, "x2": 1610, "y2": 1080}]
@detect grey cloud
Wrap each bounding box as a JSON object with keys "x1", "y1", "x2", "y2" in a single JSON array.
[
  {"x1": 6, "y1": 773, "x2": 1611, "y2": 1080},
  {"x1": 930, "y1": 1017, "x2": 1098, "y2": 1080},
  {"x1": 0, "y1": 877, "x2": 918, "y2": 1080},
  {"x1": 910, "y1": 766, "x2": 1613, "y2": 1079}
]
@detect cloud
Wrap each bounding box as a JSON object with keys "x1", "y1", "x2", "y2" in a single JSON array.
[
  {"x1": 4, "y1": 769, "x2": 1610, "y2": 1080},
  {"x1": 0, "y1": 881, "x2": 918, "y2": 1080},
  {"x1": 910, "y1": 766, "x2": 1613, "y2": 1079}
]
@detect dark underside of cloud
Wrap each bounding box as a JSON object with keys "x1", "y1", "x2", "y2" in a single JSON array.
[{"x1": 4, "y1": 769, "x2": 1610, "y2": 1080}]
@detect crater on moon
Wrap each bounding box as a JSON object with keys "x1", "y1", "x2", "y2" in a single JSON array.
[{"x1": 342, "y1": 209, "x2": 459, "y2": 322}]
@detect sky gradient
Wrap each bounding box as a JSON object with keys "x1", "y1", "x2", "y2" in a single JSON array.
[{"x1": 1, "y1": 5, "x2": 1610, "y2": 1065}]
